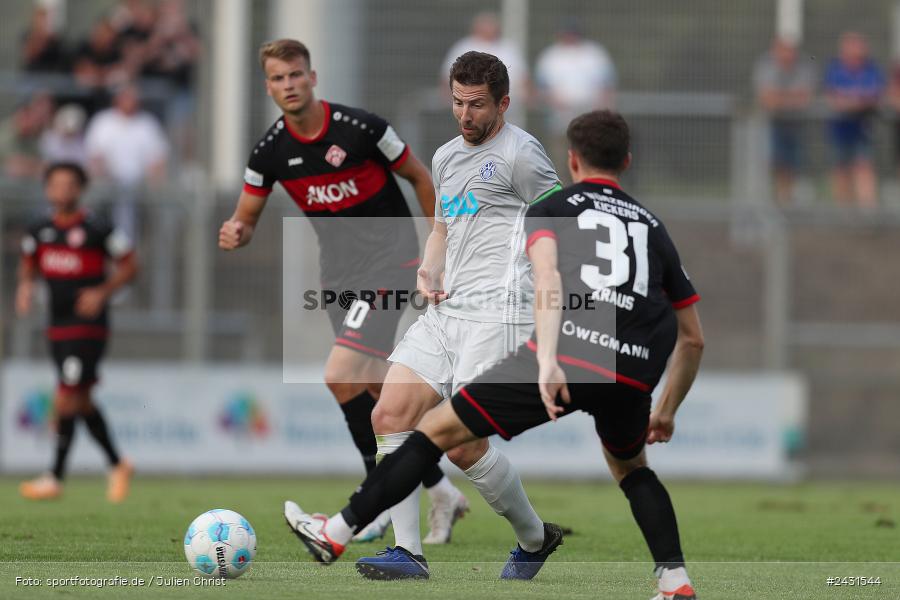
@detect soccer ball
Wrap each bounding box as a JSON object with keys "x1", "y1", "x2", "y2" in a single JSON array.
[{"x1": 184, "y1": 509, "x2": 257, "y2": 578}]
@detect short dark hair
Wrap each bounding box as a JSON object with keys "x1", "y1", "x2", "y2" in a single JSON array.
[
  {"x1": 259, "y1": 39, "x2": 311, "y2": 70},
  {"x1": 43, "y1": 162, "x2": 89, "y2": 187},
  {"x1": 449, "y1": 51, "x2": 509, "y2": 104},
  {"x1": 566, "y1": 110, "x2": 630, "y2": 173}
]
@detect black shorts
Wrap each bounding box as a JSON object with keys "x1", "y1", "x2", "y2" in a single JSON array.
[
  {"x1": 452, "y1": 349, "x2": 652, "y2": 460},
  {"x1": 50, "y1": 337, "x2": 107, "y2": 391},
  {"x1": 325, "y1": 268, "x2": 415, "y2": 359}
]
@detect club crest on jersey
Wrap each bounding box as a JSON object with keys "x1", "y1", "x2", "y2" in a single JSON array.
[
  {"x1": 479, "y1": 160, "x2": 496, "y2": 181},
  {"x1": 66, "y1": 227, "x2": 86, "y2": 248},
  {"x1": 325, "y1": 145, "x2": 347, "y2": 168}
]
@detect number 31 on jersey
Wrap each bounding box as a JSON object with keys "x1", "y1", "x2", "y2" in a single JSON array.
[{"x1": 578, "y1": 210, "x2": 649, "y2": 297}]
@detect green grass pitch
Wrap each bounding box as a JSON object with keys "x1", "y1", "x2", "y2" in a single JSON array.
[{"x1": 2, "y1": 476, "x2": 898, "y2": 599}]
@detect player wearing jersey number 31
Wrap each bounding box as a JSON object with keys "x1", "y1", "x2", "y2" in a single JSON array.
[{"x1": 284, "y1": 110, "x2": 703, "y2": 600}]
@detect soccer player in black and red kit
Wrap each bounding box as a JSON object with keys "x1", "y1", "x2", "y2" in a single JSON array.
[
  {"x1": 218, "y1": 39, "x2": 467, "y2": 542},
  {"x1": 284, "y1": 111, "x2": 705, "y2": 599},
  {"x1": 17, "y1": 162, "x2": 137, "y2": 503}
]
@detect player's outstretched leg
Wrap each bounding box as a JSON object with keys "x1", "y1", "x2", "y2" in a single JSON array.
[
  {"x1": 20, "y1": 386, "x2": 76, "y2": 501},
  {"x1": 283, "y1": 429, "x2": 448, "y2": 567},
  {"x1": 285, "y1": 403, "x2": 476, "y2": 574},
  {"x1": 448, "y1": 440, "x2": 558, "y2": 580},
  {"x1": 606, "y1": 450, "x2": 696, "y2": 600}
]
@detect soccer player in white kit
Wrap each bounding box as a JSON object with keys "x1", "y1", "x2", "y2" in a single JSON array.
[{"x1": 285, "y1": 51, "x2": 565, "y2": 580}]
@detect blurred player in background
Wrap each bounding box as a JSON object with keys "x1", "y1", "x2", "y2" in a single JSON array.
[
  {"x1": 285, "y1": 110, "x2": 704, "y2": 600},
  {"x1": 218, "y1": 39, "x2": 464, "y2": 543},
  {"x1": 287, "y1": 51, "x2": 564, "y2": 581},
  {"x1": 17, "y1": 162, "x2": 137, "y2": 503}
]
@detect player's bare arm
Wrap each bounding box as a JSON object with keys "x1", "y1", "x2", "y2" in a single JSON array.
[
  {"x1": 647, "y1": 304, "x2": 704, "y2": 444},
  {"x1": 528, "y1": 235, "x2": 571, "y2": 420},
  {"x1": 219, "y1": 191, "x2": 268, "y2": 250},
  {"x1": 417, "y1": 220, "x2": 448, "y2": 304},
  {"x1": 15, "y1": 254, "x2": 37, "y2": 317},
  {"x1": 75, "y1": 253, "x2": 139, "y2": 320},
  {"x1": 393, "y1": 153, "x2": 436, "y2": 225}
]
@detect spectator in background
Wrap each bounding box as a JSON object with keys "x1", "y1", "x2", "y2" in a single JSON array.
[
  {"x1": 142, "y1": 0, "x2": 200, "y2": 88},
  {"x1": 0, "y1": 92, "x2": 55, "y2": 179},
  {"x1": 73, "y1": 19, "x2": 128, "y2": 95},
  {"x1": 890, "y1": 59, "x2": 900, "y2": 179},
  {"x1": 754, "y1": 37, "x2": 815, "y2": 206},
  {"x1": 40, "y1": 104, "x2": 88, "y2": 166},
  {"x1": 535, "y1": 21, "x2": 616, "y2": 176},
  {"x1": 824, "y1": 32, "x2": 885, "y2": 207},
  {"x1": 441, "y1": 12, "x2": 529, "y2": 124},
  {"x1": 143, "y1": 0, "x2": 201, "y2": 159},
  {"x1": 110, "y1": 0, "x2": 158, "y2": 45},
  {"x1": 21, "y1": 5, "x2": 68, "y2": 72},
  {"x1": 109, "y1": 0, "x2": 159, "y2": 81},
  {"x1": 85, "y1": 84, "x2": 168, "y2": 239}
]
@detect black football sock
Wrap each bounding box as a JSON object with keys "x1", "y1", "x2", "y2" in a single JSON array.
[
  {"x1": 82, "y1": 407, "x2": 120, "y2": 466},
  {"x1": 619, "y1": 466, "x2": 685, "y2": 571},
  {"x1": 51, "y1": 415, "x2": 77, "y2": 481},
  {"x1": 422, "y1": 463, "x2": 445, "y2": 488},
  {"x1": 339, "y1": 391, "x2": 378, "y2": 473},
  {"x1": 341, "y1": 430, "x2": 443, "y2": 530}
]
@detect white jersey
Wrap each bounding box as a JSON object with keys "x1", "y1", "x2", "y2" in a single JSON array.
[{"x1": 432, "y1": 123, "x2": 560, "y2": 323}]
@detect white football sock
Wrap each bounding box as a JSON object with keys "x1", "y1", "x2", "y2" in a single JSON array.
[
  {"x1": 464, "y1": 443, "x2": 545, "y2": 552},
  {"x1": 377, "y1": 431, "x2": 423, "y2": 556},
  {"x1": 425, "y1": 474, "x2": 459, "y2": 503},
  {"x1": 324, "y1": 513, "x2": 354, "y2": 546}
]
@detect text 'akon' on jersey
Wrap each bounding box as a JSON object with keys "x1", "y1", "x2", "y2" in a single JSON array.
[
  {"x1": 21, "y1": 210, "x2": 133, "y2": 341},
  {"x1": 243, "y1": 101, "x2": 419, "y2": 286},
  {"x1": 524, "y1": 178, "x2": 699, "y2": 392}
]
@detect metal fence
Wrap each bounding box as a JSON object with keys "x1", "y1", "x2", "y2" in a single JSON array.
[{"x1": 2, "y1": 0, "x2": 900, "y2": 474}]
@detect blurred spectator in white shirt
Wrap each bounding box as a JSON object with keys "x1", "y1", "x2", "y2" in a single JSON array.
[
  {"x1": 441, "y1": 12, "x2": 529, "y2": 125},
  {"x1": 535, "y1": 22, "x2": 616, "y2": 175},
  {"x1": 40, "y1": 104, "x2": 88, "y2": 166},
  {"x1": 85, "y1": 84, "x2": 168, "y2": 238}
]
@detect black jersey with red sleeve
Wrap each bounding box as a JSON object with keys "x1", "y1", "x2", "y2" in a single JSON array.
[
  {"x1": 242, "y1": 101, "x2": 419, "y2": 288},
  {"x1": 524, "y1": 178, "x2": 699, "y2": 392},
  {"x1": 21, "y1": 210, "x2": 133, "y2": 340}
]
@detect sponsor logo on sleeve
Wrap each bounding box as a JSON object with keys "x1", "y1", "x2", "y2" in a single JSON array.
[
  {"x1": 376, "y1": 125, "x2": 405, "y2": 161},
  {"x1": 21, "y1": 235, "x2": 36, "y2": 255},
  {"x1": 106, "y1": 230, "x2": 133, "y2": 258},
  {"x1": 244, "y1": 167, "x2": 265, "y2": 187}
]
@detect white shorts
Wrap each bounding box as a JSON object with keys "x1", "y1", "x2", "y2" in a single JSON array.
[{"x1": 388, "y1": 307, "x2": 533, "y2": 399}]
